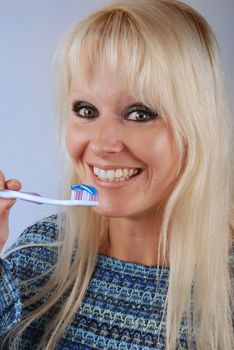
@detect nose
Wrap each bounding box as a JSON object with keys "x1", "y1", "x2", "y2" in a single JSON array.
[{"x1": 90, "y1": 118, "x2": 124, "y2": 157}]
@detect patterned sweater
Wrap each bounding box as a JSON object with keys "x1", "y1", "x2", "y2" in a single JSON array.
[{"x1": 0, "y1": 215, "x2": 233, "y2": 349}]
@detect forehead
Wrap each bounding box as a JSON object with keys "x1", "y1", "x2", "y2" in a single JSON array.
[{"x1": 70, "y1": 71, "x2": 137, "y2": 106}]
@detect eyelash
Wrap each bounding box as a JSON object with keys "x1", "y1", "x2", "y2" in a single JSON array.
[
  {"x1": 72, "y1": 102, "x2": 98, "y2": 119},
  {"x1": 125, "y1": 106, "x2": 158, "y2": 123},
  {"x1": 72, "y1": 101, "x2": 158, "y2": 123}
]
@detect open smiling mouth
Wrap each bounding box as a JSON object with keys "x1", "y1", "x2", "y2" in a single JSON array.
[{"x1": 92, "y1": 166, "x2": 143, "y2": 182}]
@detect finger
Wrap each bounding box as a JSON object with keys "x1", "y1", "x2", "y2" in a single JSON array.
[
  {"x1": 0, "y1": 174, "x2": 20, "y2": 213},
  {"x1": 0, "y1": 211, "x2": 10, "y2": 252},
  {"x1": 0, "y1": 175, "x2": 19, "y2": 213},
  {"x1": 5, "y1": 179, "x2": 22, "y2": 191},
  {"x1": 0, "y1": 171, "x2": 6, "y2": 190},
  {"x1": 0, "y1": 198, "x2": 17, "y2": 215}
]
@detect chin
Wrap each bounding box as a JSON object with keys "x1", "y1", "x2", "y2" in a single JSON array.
[{"x1": 92, "y1": 204, "x2": 130, "y2": 218}]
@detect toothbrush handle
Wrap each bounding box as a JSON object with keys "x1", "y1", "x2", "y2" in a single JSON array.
[
  {"x1": 0, "y1": 189, "x2": 99, "y2": 207},
  {"x1": 0, "y1": 190, "x2": 42, "y2": 204},
  {"x1": 20, "y1": 191, "x2": 42, "y2": 204}
]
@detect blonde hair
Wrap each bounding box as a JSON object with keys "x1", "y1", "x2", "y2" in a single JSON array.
[{"x1": 5, "y1": 0, "x2": 233, "y2": 349}]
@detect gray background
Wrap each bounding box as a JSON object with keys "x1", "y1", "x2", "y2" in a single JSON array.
[{"x1": 0, "y1": 0, "x2": 233, "y2": 252}]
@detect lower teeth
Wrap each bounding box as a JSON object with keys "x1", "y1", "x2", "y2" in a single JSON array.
[
  {"x1": 97, "y1": 176, "x2": 129, "y2": 181},
  {"x1": 114, "y1": 177, "x2": 128, "y2": 181},
  {"x1": 97, "y1": 173, "x2": 140, "y2": 181}
]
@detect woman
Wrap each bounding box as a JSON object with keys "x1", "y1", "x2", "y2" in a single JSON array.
[{"x1": 0, "y1": 0, "x2": 233, "y2": 349}]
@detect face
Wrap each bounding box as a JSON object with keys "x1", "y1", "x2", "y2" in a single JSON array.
[{"x1": 66, "y1": 72, "x2": 181, "y2": 219}]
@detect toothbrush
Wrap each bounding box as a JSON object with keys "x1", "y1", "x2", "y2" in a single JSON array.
[{"x1": 0, "y1": 184, "x2": 99, "y2": 207}]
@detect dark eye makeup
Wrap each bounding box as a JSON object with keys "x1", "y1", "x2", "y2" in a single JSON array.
[
  {"x1": 72, "y1": 101, "x2": 98, "y2": 119},
  {"x1": 71, "y1": 100, "x2": 158, "y2": 123},
  {"x1": 124, "y1": 104, "x2": 158, "y2": 123}
]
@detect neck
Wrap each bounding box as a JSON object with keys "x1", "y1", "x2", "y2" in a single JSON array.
[{"x1": 100, "y1": 211, "x2": 169, "y2": 267}]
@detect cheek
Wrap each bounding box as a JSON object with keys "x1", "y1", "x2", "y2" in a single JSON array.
[
  {"x1": 146, "y1": 129, "x2": 180, "y2": 178},
  {"x1": 65, "y1": 123, "x2": 87, "y2": 160}
]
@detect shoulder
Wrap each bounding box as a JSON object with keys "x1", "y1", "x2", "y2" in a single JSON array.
[
  {"x1": 7, "y1": 214, "x2": 60, "y2": 250},
  {"x1": 3, "y1": 214, "x2": 62, "y2": 281},
  {"x1": 0, "y1": 215, "x2": 63, "y2": 335}
]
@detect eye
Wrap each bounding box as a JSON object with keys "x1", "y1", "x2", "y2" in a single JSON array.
[
  {"x1": 125, "y1": 104, "x2": 158, "y2": 123},
  {"x1": 72, "y1": 101, "x2": 98, "y2": 119}
]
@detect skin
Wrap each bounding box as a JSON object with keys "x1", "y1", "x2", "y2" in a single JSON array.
[
  {"x1": 66, "y1": 72, "x2": 181, "y2": 266},
  {"x1": 0, "y1": 171, "x2": 21, "y2": 251}
]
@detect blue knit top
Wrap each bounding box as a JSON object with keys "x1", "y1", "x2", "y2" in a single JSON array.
[{"x1": 0, "y1": 215, "x2": 233, "y2": 349}]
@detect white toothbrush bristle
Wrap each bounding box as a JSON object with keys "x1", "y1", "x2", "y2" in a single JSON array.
[{"x1": 70, "y1": 184, "x2": 99, "y2": 203}]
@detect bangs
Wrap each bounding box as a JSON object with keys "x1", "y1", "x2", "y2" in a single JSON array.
[{"x1": 68, "y1": 9, "x2": 156, "y2": 106}]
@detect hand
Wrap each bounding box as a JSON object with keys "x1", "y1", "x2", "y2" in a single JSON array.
[{"x1": 0, "y1": 171, "x2": 21, "y2": 252}]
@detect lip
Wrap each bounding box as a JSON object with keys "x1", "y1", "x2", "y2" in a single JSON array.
[
  {"x1": 89, "y1": 163, "x2": 143, "y2": 171},
  {"x1": 88, "y1": 164, "x2": 144, "y2": 189}
]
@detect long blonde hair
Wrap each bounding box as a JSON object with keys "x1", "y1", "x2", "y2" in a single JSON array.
[{"x1": 5, "y1": 1, "x2": 233, "y2": 349}]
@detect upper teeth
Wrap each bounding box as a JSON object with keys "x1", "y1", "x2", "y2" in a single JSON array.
[{"x1": 93, "y1": 166, "x2": 139, "y2": 181}]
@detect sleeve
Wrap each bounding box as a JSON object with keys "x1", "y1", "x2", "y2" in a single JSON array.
[
  {"x1": 0, "y1": 214, "x2": 59, "y2": 338},
  {"x1": 0, "y1": 258, "x2": 21, "y2": 336}
]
